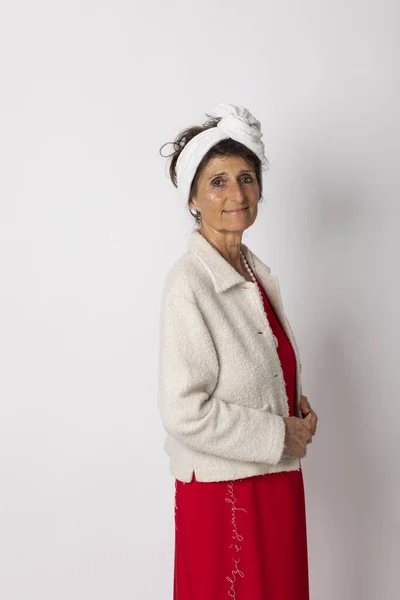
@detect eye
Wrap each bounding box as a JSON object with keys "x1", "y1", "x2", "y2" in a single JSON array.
[
  {"x1": 241, "y1": 175, "x2": 254, "y2": 183},
  {"x1": 211, "y1": 178, "x2": 224, "y2": 187}
]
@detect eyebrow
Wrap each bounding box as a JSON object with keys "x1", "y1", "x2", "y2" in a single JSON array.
[{"x1": 207, "y1": 169, "x2": 255, "y2": 180}]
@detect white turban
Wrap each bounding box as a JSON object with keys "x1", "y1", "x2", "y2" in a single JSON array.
[{"x1": 176, "y1": 103, "x2": 269, "y2": 204}]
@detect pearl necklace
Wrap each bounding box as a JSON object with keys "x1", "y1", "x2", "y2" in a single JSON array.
[{"x1": 240, "y1": 250, "x2": 279, "y2": 349}]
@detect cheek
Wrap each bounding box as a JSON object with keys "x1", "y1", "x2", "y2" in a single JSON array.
[
  {"x1": 207, "y1": 190, "x2": 222, "y2": 202},
  {"x1": 204, "y1": 191, "x2": 225, "y2": 212}
]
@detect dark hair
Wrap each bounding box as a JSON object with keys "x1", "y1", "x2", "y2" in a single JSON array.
[{"x1": 159, "y1": 114, "x2": 266, "y2": 225}]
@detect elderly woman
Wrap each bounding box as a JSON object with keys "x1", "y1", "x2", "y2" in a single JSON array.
[{"x1": 157, "y1": 103, "x2": 318, "y2": 600}]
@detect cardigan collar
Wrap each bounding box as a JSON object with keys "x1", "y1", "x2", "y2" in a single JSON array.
[{"x1": 187, "y1": 229, "x2": 272, "y2": 293}]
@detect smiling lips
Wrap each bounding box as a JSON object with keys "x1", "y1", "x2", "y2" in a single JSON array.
[{"x1": 224, "y1": 207, "x2": 249, "y2": 214}]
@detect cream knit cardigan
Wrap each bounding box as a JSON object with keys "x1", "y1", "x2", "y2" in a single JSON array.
[{"x1": 157, "y1": 229, "x2": 305, "y2": 482}]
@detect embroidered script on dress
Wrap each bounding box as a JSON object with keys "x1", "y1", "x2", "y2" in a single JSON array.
[
  {"x1": 225, "y1": 481, "x2": 248, "y2": 599},
  {"x1": 174, "y1": 480, "x2": 179, "y2": 532}
]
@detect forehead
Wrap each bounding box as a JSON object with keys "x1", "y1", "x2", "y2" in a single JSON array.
[{"x1": 201, "y1": 154, "x2": 254, "y2": 177}]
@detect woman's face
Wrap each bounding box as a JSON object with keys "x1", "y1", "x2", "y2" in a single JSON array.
[{"x1": 188, "y1": 155, "x2": 260, "y2": 234}]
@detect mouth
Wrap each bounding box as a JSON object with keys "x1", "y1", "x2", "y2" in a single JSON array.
[{"x1": 223, "y1": 207, "x2": 249, "y2": 214}]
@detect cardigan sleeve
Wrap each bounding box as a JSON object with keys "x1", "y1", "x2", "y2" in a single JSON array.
[{"x1": 157, "y1": 282, "x2": 286, "y2": 466}]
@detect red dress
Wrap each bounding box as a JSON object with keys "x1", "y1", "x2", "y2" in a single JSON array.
[{"x1": 173, "y1": 271, "x2": 310, "y2": 600}]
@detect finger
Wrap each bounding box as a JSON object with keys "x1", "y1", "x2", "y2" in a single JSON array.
[
  {"x1": 303, "y1": 417, "x2": 315, "y2": 437},
  {"x1": 299, "y1": 395, "x2": 309, "y2": 411},
  {"x1": 302, "y1": 419, "x2": 313, "y2": 432},
  {"x1": 301, "y1": 427, "x2": 313, "y2": 443},
  {"x1": 306, "y1": 413, "x2": 316, "y2": 432},
  {"x1": 306, "y1": 410, "x2": 317, "y2": 425},
  {"x1": 310, "y1": 410, "x2": 318, "y2": 426}
]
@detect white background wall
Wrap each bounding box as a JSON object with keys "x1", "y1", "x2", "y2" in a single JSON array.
[{"x1": 1, "y1": 1, "x2": 399, "y2": 598}]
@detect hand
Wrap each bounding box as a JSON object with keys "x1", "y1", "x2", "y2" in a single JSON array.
[
  {"x1": 282, "y1": 416, "x2": 312, "y2": 458},
  {"x1": 299, "y1": 394, "x2": 318, "y2": 438},
  {"x1": 281, "y1": 394, "x2": 318, "y2": 459}
]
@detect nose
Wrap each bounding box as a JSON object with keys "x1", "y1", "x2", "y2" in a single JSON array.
[{"x1": 230, "y1": 179, "x2": 246, "y2": 203}]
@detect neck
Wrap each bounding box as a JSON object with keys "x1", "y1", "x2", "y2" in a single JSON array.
[{"x1": 198, "y1": 226, "x2": 245, "y2": 274}]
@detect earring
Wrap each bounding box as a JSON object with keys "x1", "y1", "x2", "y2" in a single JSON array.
[{"x1": 189, "y1": 208, "x2": 201, "y2": 220}]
